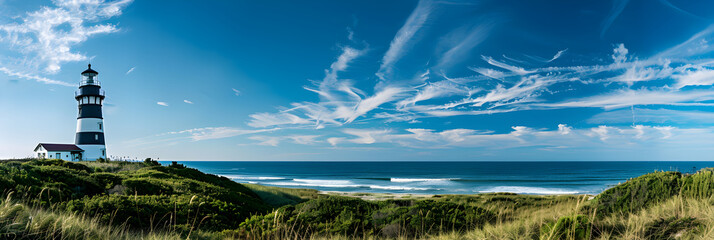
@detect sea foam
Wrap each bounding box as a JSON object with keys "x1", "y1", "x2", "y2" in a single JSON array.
[{"x1": 390, "y1": 178, "x2": 456, "y2": 183}]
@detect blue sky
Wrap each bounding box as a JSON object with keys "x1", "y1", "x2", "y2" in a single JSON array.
[{"x1": 1, "y1": 0, "x2": 714, "y2": 161}]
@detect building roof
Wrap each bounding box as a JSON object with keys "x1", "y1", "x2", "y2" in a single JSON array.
[
  {"x1": 34, "y1": 143, "x2": 84, "y2": 152},
  {"x1": 81, "y1": 64, "x2": 98, "y2": 75}
]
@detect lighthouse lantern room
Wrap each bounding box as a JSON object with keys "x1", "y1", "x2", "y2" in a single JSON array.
[{"x1": 75, "y1": 64, "x2": 107, "y2": 160}]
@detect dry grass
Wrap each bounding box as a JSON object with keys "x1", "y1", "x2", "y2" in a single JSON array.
[
  {"x1": 0, "y1": 194, "x2": 184, "y2": 239},
  {"x1": 423, "y1": 195, "x2": 714, "y2": 240}
]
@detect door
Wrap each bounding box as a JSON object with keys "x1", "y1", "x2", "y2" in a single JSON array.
[{"x1": 56, "y1": 153, "x2": 61, "y2": 159}]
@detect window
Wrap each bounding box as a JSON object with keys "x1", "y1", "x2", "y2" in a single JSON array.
[
  {"x1": 95, "y1": 134, "x2": 99, "y2": 140},
  {"x1": 98, "y1": 123, "x2": 102, "y2": 130},
  {"x1": 101, "y1": 149, "x2": 105, "y2": 156}
]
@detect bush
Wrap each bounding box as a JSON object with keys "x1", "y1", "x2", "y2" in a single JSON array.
[
  {"x1": 91, "y1": 172, "x2": 124, "y2": 189},
  {"x1": 63, "y1": 194, "x2": 263, "y2": 231},
  {"x1": 593, "y1": 171, "x2": 681, "y2": 215},
  {"x1": 143, "y1": 158, "x2": 160, "y2": 166},
  {"x1": 540, "y1": 215, "x2": 591, "y2": 240},
  {"x1": 644, "y1": 217, "x2": 701, "y2": 240},
  {"x1": 680, "y1": 168, "x2": 714, "y2": 199},
  {"x1": 238, "y1": 196, "x2": 495, "y2": 238},
  {"x1": 122, "y1": 178, "x2": 173, "y2": 195}
]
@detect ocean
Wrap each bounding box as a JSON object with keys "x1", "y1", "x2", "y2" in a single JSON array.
[{"x1": 162, "y1": 161, "x2": 714, "y2": 195}]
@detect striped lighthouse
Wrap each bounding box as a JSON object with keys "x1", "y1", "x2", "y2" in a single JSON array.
[{"x1": 75, "y1": 64, "x2": 107, "y2": 160}]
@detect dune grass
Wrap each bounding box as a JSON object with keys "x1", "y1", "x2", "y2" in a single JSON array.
[
  {"x1": 243, "y1": 183, "x2": 320, "y2": 207},
  {"x1": 0, "y1": 194, "x2": 185, "y2": 239},
  {"x1": 0, "y1": 158, "x2": 712, "y2": 239}
]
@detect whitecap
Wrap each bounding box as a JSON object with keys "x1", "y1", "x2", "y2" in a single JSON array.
[
  {"x1": 368, "y1": 185, "x2": 433, "y2": 191},
  {"x1": 220, "y1": 175, "x2": 286, "y2": 180},
  {"x1": 390, "y1": 178, "x2": 457, "y2": 183}
]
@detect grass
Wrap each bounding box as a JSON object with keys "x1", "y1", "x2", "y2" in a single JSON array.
[
  {"x1": 243, "y1": 183, "x2": 320, "y2": 207},
  {"x1": 0, "y1": 158, "x2": 712, "y2": 239},
  {"x1": 0, "y1": 194, "x2": 184, "y2": 239}
]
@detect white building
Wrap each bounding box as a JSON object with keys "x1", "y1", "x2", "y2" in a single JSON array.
[
  {"x1": 33, "y1": 64, "x2": 109, "y2": 161},
  {"x1": 33, "y1": 143, "x2": 84, "y2": 161},
  {"x1": 74, "y1": 64, "x2": 107, "y2": 160}
]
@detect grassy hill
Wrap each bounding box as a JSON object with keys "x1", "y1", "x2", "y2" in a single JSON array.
[{"x1": 0, "y1": 159, "x2": 712, "y2": 239}]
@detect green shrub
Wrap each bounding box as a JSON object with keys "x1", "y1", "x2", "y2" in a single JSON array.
[
  {"x1": 593, "y1": 171, "x2": 682, "y2": 215},
  {"x1": 91, "y1": 172, "x2": 125, "y2": 189},
  {"x1": 680, "y1": 169, "x2": 714, "y2": 199},
  {"x1": 62, "y1": 193, "x2": 266, "y2": 231},
  {"x1": 122, "y1": 178, "x2": 174, "y2": 195},
  {"x1": 644, "y1": 217, "x2": 701, "y2": 240},
  {"x1": 238, "y1": 196, "x2": 495, "y2": 238},
  {"x1": 540, "y1": 215, "x2": 591, "y2": 240}
]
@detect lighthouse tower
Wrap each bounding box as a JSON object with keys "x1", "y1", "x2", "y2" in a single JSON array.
[{"x1": 75, "y1": 64, "x2": 107, "y2": 160}]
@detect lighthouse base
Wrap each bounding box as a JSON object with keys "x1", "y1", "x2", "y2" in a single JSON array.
[{"x1": 77, "y1": 144, "x2": 106, "y2": 161}]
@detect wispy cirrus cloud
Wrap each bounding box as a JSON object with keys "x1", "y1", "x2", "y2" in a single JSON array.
[
  {"x1": 249, "y1": 134, "x2": 321, "y2": 146},
  {"x1": 434, "y1": 20, "x2": 495, "y2": 70},
  {"x1": 124, "y1": 127, "x2": 281, "y2": 148},
  {"x1": 376, "y1": 0, "x2": 433, "y2": 81},
  {"x1": 600, "y1": 0, "x2": 629, "y2": 38},
  {"x1": 183, "y1": 100, "x2": 193, "y2": 104},
  {"x1": 535, "y1": 89, "x2": 714, "y2": 110},
  {"x1": 0, "y1": 66, "x2": 73, "y2": 86},
  {"x1": 325, "y1": 124, "x2": 713, "y2": 151},
  {"x1": 248, "y1": 23, "x2": 714, "y2": 131},
  {"x1": 126, "y1": 67, "x2": 135, "y2": 75},
  {"x1": 0, "y1": 0, "x2": 132, "y2": 74},
  {"x1": 157, "y1": 102, "x2": 168, "y2": 106}
]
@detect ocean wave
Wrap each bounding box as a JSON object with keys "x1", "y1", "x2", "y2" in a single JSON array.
[
  {"x1": 268, "y1": 181, "x2": 363, "y2": 188},
  {"x1": 368, "y1": 185, "x2": 433, "y2": 191},
  {"x1": 478, "y1": 186, "x2": 579, "y2": 195},
  {"x1": 390, "y1": 178, "x2": 457, "y2": 183},
  {"x1": 266, "y1": 179, "x2": 436, "y2": 191},
  {"x1": 220, "y1": 175, "x2": 287, "y2": 180}
]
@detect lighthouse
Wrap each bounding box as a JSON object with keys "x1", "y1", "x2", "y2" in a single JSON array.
[{"x1": 74, "y1": 64, "x2": 107, "y2": 160}]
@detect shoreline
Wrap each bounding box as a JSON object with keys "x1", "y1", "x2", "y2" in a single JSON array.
[{"x1": 319, "y1": 190, "x2": 435, "y2": 201}]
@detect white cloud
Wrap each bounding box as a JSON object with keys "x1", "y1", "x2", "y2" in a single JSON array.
[
  {"x1": 246, "y1": 16, "x2": 714, "y2": 133},
  {"x1": 536, "y1": 89, "x2": 714, "y2": 110},
  {"x1": 435, "y1": 21, "x2": 494, "y2": 69},
  {"x1": 248, "y1": 112, "x2": 312, "y2": 128},
  {"x1": 345, "y1": 87, "x2": 406, "y2": 123},
  {"x1": 0, "y1": 0, "x2": 132, "y2": 73},
  {"x1": 481, "y1": 55, "x2": 534, "y2": 75},
  {"x1": 249, "y1": 136, "x2": 281, "y2": 146},
  {"x1": 126, "y1": 67, "x2": 135, "y2": 75},
  {"x1": 0, "y1": 66, "x2": 74, "y2": 86},
  {"x1": 600, "y1": 0, "x2": 629, "y2": 38},
  {"x1": 249, "y1": 134, "x2": 321, "y2": 146},
  {"x1": 169, "y1": 127, "x2": 279, "y2": 141},
  {"x1": 612, "y1": 43, "x2": 629, "y2": 65},
  {"x1": 673, "y1": 66, "x2": 714, "y2": 89},
  {"x1": 376, "y1": 0, "x2": 432, "y2": 80},
  {"x1": 183, "y1": 100, "x2": 193, "y2": 104},
  {"x1": 548, "y1": 49, "x2": 568, "y2": 62},
  {"x1": 157, "y1": 102, "x2": 168, "y2": 106},
  {"x1": 232, "y1": 88, "x2": 241, "y2": 96},
  {"x1": 326, "y1": 124, "x2": 707, "y2": 150},
  {"x1": 589, "y1": 125, "x2": 611, "y2": 141},
  {"x1": 589, "y1": 108, "x2": 714, "y2": 125}
]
